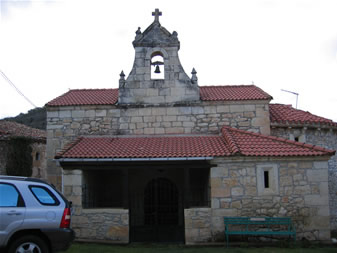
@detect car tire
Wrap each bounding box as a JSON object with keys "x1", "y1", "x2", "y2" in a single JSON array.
[{"x1": 8, "y1": 235, "x2": 49, "y2": 253}]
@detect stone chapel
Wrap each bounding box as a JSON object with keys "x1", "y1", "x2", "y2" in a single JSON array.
[{"x1": 46, "y1": 9, "x2": 337, "y2": 243}]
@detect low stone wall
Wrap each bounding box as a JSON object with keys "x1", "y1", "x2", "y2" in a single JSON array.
[
  {"x1": 210, "y1": 157, "x2": 331, "y2": 241},
  {"x1": 63, "y1": 169, "x2": 129, "y2": 243},
  {"x1": 73, "y1": 209, "x2": 129, "y2": 242},
  {"x1": 184, "y1": 208, "x2": 211, "y2": 244}
]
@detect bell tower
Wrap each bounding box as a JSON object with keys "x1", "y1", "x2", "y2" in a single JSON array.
[{"x1": 118, "y1": 9, "x2": 200, "y2": 105}]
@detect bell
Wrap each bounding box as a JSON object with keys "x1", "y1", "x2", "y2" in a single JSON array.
[{"x1": 154, "y1": 65, "x2": 161, "y2": 74}]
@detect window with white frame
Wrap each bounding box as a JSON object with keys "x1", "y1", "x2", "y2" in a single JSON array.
[{"x1": 257, "y1": 164, "x2": 279, "y2": 195}]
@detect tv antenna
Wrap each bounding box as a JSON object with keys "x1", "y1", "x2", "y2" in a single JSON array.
[{"x1": 281, "y1": 89, "x2": 299, "y2": 109}]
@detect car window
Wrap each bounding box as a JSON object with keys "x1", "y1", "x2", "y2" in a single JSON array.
[
  {"x1": 29, "y1": 185, "x2": 60, "y2": 206},
  {"x1": 0, "y1": 183, "x2": 21, "y2": 207}
]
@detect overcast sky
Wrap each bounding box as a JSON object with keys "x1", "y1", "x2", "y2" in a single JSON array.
[{"x1": 1, "y1": 0, "x2": 337, "y2": 121}]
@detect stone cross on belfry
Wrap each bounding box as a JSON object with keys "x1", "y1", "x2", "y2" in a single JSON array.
[{"x1": 152, "y1": 8, "x2": 162, "y2": 22}]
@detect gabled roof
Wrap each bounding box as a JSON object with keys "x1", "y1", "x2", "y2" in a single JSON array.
[
  {"x1": 0, "y1": 120, "x2": 46, "y2": 141},
  {"x1": 199, "y1": 85, "x2": 272, "y2": 101},
  {"x1": 46, "y1": 85, "x2": 272, "y2": 107},
  {"x1": 270, "y1": 104, "x2": 337, "y2": 127},
  {"x1": 47, "y1": 89, "x2": 119, "y2": 107},
  {"x1": 221, "y1": 126, "x2": 334, "y2": 157},
  {"x1": 132, "y1": 21, "x2": 180, "y2": 48},
  {"x1": 56, "y1": 126, "x2": 334, "y2": 160}
]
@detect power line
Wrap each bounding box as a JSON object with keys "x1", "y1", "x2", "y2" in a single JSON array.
[{"x1": 0, "y1": 70, "x2": 37, "y2": 108}]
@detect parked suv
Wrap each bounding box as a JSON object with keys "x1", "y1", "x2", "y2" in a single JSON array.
[{"x1": 0, "y1": 176, "x2": 75, "y2": 253}]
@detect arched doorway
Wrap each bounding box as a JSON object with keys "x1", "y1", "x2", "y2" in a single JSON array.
[
  {"x1": 129, "y1": 176, "x2": 184, "y2": 242},
  {"x1": 144, "y1": 177, "x2": 179, "y2": 227}
]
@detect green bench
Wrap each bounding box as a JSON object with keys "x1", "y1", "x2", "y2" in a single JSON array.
[{"x1": 224, "y1": 217, "x2": 296, "y2": 247}]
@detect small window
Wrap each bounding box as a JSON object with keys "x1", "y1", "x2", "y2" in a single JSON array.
[
  {"x1": 294, "y1": 137, "x2": 299, "y2": 142},
  {"x1": 264, "y1": 171, "x2": 269, "y2": 188},
  {"x1": 257, "y1": 164, "x2": 279, "y2": 196},
  {"x1": 29, "y1": 185, "x2": 60, "y2": 206},
  {"x1": 0, "y1": 183, "x2": 25, "y2": 207},
  {"x1": 35, "y1": 152, "x2": 40, "y2": 161}
]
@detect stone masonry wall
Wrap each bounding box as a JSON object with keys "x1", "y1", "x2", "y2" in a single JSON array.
[
  {"x1": 271, "y1": 127, "x2": 337, "y2": 231},
  {"x1": 63, "y1": 169, "x2": 129, "y2": 243},
  {"x1": 119, "y1": 46, "x2": 200, "y2": 104},
  {"x1": 184, "y1": 208, "x2": 212, "y2": 244},
  {"x1": 209, "y1": 157, "x2": 331, "y2": 241},
  {"x1": 31, "y1": 142, "x2": 47, "y2": 179},
  {"x1": 0, "y1": 140, "x2": 46, "y2": 178},
  {"x1": 46, "y1": 101, "x2": 270, "y2": 188},
  {"x1": 0, "y1": 141, "x2": 8, "y2": 175}
]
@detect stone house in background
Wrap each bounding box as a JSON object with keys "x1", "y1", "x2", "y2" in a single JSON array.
[
  {"x1": 0, "y1": 120, "x2": 47, "y2": 179},
  {"x1": 46, "y1": 9, "x2": 336, "y2": 244}
]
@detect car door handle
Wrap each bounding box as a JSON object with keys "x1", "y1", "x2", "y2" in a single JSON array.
[{"x1": 7, "y1": 210, "x2": 22, "y2": 215}]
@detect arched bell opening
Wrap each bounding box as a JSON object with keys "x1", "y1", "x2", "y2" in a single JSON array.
[{"x1": 150, "y1": 52, "x2": 165, "y2": 80}]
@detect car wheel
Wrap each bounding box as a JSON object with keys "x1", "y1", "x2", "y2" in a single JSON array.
[{"x1": 8, "y1": 235, "x2": 49, "y2": 253}]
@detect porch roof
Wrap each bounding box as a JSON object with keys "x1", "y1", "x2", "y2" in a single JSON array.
[{"x1": 55, "y1": 127, "x2": 335, "y2": 160}]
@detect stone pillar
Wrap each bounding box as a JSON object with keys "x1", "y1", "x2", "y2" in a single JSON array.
[{"x1": 184, "y1": 208, "x2": 211, "y2": 244}]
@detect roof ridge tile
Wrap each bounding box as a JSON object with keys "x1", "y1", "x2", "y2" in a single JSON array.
[{"x1": 221, "y1": 127, "x2": 240, "y2": 155}]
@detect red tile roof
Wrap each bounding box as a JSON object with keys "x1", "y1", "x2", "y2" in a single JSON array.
[
  {"x1": 270, "y1": 104, "x2": 337, "y2": 127},
  {"x1": 47, "y1": 85, "x2": 272, "y2": 107},
  {"x1": 47, "y1": 89, "x2": 119, "y2": 107},
  {"x1": 200, "y1": 85, "x2": 272, "y2": 101},
  {"x1": 221, "y1": 126, "x2": 335, "y2": 157},
  {"x1": 0, "y1": 120, "x2": 46, "y2": 141},
  {"x1": 56, "y1": 127, "x2": 334, "y2": 160},
  {"x1": 56, "y1": 135, "x2": 231, "y2": 159}
]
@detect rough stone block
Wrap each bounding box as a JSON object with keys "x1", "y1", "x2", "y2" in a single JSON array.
[
  {"x1": 230, "y1": 105, "x2": 244, "y2": 113},
  {"x1": 60, "y1": 110, "x2": 74, "y2": 118},
  {"x1": 163, "y1": 116, "x2": 177, "y2": 122},
  {"x1": 96, "y1": 110, "x2": 107, "y2": 117},
  {"x1": 151, "y1": 107, "x2": 166, "y2": 116},
  {"x1": 216, "y1": 105, "x2": 230, "y2": 113},
  {"x1": 244, "y1": 104, "x2": 256, "y2": 111},
  {"x1": 313, "y1": 161, "x2": 328, "y2": 169},
  {"x1": 155, "y1": 128, "x2": 165, "y2": 134},
  {"x1": 304, "y1": 195, "x2": 329, "y2": 206},
  {"x1": 165, "y1": 127, "x2": 184, "y2": 134},
  {"x1": 204, "y1": 106, "x2": 217, "y2": 114},
  {"x1": 231, "y1": 187, "x2": 244, "y2": 196},
  {"x1": 211, "y1": 166, "x2": 228, "y2": 178},
  {"x1": 72, "y1": 110, "x2": 85, "y2": 118},
  {"x1": 144, "y1": 128, "x2": 155, "y2": 134},
  {"x1": 212, "y1": 208, "x2": 237, "y2": 217},
  {"x1": 138, "y1": 108, "x2": 152, "y2": 116},
  {"x1": 307, "y1": 169, "x2": 328, "y2": 182},
  {"x1": 211, "y1": 187, "x2": 230, "y2": 198},
  {"x1": 192, "y1": 106, "x2": 204, "y2": 114},
  {"x1": 47, "y1": 111, "x2": 59, "y2": 118},
  {"x1": 131, "y1": 117, "x2": 143, "y2": 123}
]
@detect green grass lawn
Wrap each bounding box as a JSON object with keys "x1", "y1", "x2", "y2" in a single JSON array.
[{"x1": 65, "y1": 243, "x2": 337, "y2": 253}]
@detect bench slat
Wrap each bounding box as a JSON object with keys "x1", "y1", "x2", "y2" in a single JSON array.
[{"x1": 224, "y1": 217, "x2": 296, "y2": 247}]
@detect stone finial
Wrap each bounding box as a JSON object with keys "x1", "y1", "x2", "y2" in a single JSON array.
[
  {"x1": 152, "y1": 8, "x2": 162, "y2": 22},
  {"x1": 119, "y1": 70, "x2": 126, "y2": 88},
  {"x1": 135, "y1": 27, "x2": 142, "y2": 40},
  {"x1": 191, "y1": 68, "x2": 198, "y2": 84}
]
